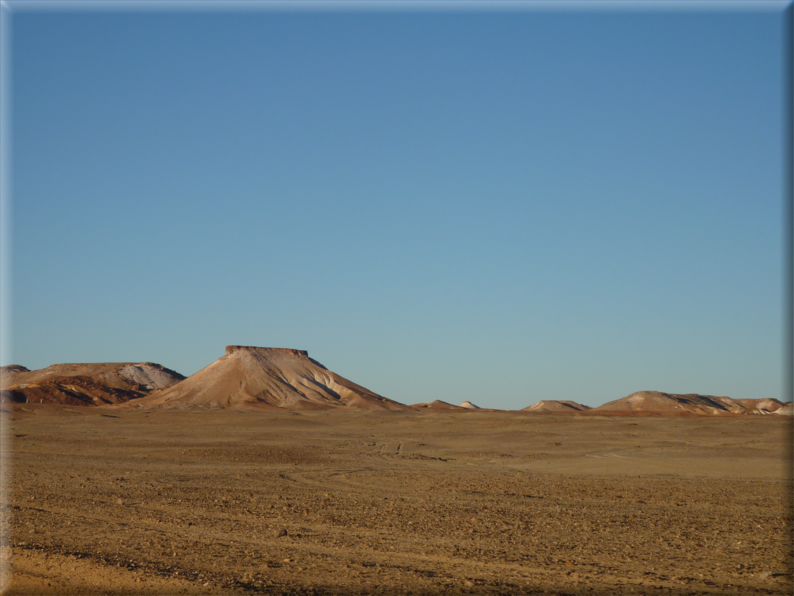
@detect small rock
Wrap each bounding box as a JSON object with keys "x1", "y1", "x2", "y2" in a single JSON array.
[
  {"x1": 464, "y1": 580, "x2": 474, "y2": 587},
  {"x1": 115, "y1": 498, "x2": 124, "y2": 506},
  {"x1": 758, "y1": 571, "x2": 772, "y2": 580},
  {"x1": 275, "y1": 529, "x2": 288, "y2": 538}
]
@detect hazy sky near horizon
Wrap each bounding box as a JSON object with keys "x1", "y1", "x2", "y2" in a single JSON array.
[{"x1": 8, "y1": 3, "x2": 788, "y2": 409}]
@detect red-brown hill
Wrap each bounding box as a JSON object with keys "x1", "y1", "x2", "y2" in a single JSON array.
[
  {"x1": 0, "y1": 362, "x2": 185, "y2": 406},
  {"x1": 124, "y1": 346, "x2": 409, "y2": 411}
]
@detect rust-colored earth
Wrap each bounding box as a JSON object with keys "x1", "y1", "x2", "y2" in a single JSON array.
[
  {"x1": 0, "y1": 363, "x2": 184, "y2": 406},
  {"x1": 2, "y1": 406, "x2": 791, "y2": 595}
]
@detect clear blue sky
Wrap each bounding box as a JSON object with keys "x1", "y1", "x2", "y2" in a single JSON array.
[{"x1": 6, "y1": 3, "x2": 788, "y2": 408}]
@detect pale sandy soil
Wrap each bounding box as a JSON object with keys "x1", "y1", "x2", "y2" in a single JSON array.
[{"x1": 1, "y1": 406, "x2": 792, "y2": 595}]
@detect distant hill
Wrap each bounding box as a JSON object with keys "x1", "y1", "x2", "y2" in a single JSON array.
[
  {"x1": 459, "y1": 401, "x2": 481, "y2": 409},
  {"x1": 124, "y1": 346, "x2": 410, "y2": 411},
  {"x1": 592, "y1": 391, "x2": 746, "y2": 416},
  {"x1": 411, "y1": 400, "x2": 466, "y2": 411},
  {"x1": 522, "y1": 400, "x2": 590, "y2": 413},
  {"x1": 0, "y1": 362, "x2": 185, "y2": 406}
]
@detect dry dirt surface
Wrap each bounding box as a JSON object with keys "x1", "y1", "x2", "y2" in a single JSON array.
[{"x1": 2, "y1": 406, "x2": 792, "y2": 595}]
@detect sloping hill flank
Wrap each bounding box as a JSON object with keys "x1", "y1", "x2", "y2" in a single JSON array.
[
  {"x1": 733, "y1": 398, "x2": 784, "y2": 414},
  {"x1": 773, "y1": 402, "x2": 794, "y2": 416},
  {"x1": 126, "y1": 346, "x2": 409, "y2": 411},
  {"x1": 0, "y1": 362, "x2": 185, "y2": 406},
  {"x1": 593, "y1": 391, "x2": 746, "y2": 416},
  {"x1": 522, "y1": 400, "x2": 591, "y2": 413}
]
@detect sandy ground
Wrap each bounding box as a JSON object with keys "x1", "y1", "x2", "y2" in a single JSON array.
[{"x1": 1, "y1": 406, "x2": 791, "y2": 595}]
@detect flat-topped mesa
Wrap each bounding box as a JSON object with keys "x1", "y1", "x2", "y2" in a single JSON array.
[
  {"x1": 225, "y1": 346, "x2": 309, "y2": 358},
  {"x1": 128, "y1": 346, "x2": 410, "y2": 411}
]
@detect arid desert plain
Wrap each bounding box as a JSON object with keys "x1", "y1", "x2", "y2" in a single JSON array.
[
  {"x1": 2, "y1": 406, "x2": 792, "y2": 596},
  {"x1": 0, "y1": 347, "x2": 792, "y2": 595}
]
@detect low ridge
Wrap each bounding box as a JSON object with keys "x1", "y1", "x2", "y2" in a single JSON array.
[
  {"x1": 592, "y1": 391, "x2": 746, "y2": 416},
  {"x1": 411, "y1": 400, "x2": 465, "y2": 411},
  {"x1": 0, "y1": 362, "x2": 185, "y2": 406},
  {"x1": 523, "y1": 400, "x2": 590, "y2": 413}
]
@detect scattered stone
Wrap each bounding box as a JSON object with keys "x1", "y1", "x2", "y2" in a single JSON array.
[{"x1": 275, "y1": 529, "x2": 288, "y2": 538}]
